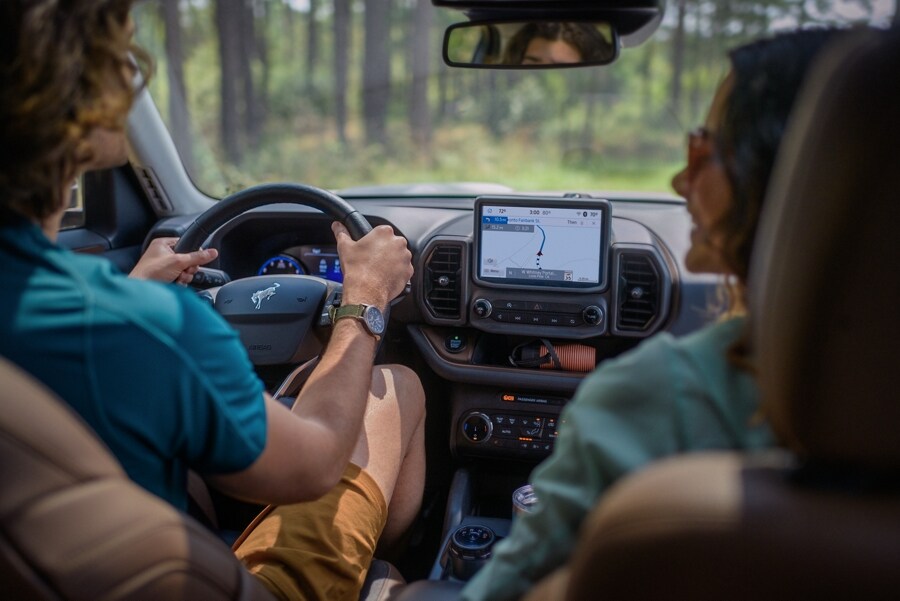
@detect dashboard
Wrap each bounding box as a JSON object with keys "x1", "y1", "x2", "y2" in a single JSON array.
[{"x1": 153, "y1": 189, "x2": 711, "y2": 464}]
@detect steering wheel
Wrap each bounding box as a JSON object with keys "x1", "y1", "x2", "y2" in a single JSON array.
[{"x1": 174, "y1": 183, "x2": 374, "y2": 366}]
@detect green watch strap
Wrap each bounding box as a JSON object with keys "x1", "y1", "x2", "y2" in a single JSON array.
[
  {"x1": 328, "y1": 303, "x2": 384, "y2": 339},
  {"x1": 329, "y1": 304, "x2": 367, "y2": 321}
]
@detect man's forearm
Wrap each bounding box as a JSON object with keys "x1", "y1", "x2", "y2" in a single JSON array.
[{"x1": 289, "y1": 318, "x2": 379, "y2": 467}]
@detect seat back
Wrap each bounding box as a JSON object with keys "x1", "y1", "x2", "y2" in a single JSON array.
[
  {"x1": 749, "y1": 28, "x2": 900, "y2": 465},
  {"x1": 0, "y1": 357, "x2": 276, "y2": 600},
  {"x1": 556, "y1": 27, "x2": 900, "y2": 601}
]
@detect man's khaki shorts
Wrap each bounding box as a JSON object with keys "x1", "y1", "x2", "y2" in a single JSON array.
[{"x1": 233, "y1": 463, "x2": 387, "y2": 601}]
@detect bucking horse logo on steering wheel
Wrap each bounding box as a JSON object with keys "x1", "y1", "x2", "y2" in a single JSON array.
[{"x1": 251, "y1": 282, "x2": 280, "y2": 310}]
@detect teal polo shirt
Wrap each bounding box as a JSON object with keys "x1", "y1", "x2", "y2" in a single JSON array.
[{"x1": 0, "y1": 216, "x2": 266, "y2": 510}]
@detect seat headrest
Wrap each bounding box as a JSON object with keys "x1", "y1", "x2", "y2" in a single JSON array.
[{"x1": 750, "y1": 28, "x2": 900, "y2": 467}]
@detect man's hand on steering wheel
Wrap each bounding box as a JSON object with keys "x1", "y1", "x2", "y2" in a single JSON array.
[
  {"x1": 130, "y1": 237, "x2": 219, "y2": 285},
  {"x1": 332, "y1": 222, "x2": 413, "y2": 312}
]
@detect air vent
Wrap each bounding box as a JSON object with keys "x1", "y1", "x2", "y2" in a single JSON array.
[
  {"x1": 424, "y1": 244, "x2": 463, "y2": 319},
  {"x1": 616, "y1": 253, "x2": 661, "y2": 331},
  {"x1": 136, "y1": 167, "x2": 174, "y2": 213}
]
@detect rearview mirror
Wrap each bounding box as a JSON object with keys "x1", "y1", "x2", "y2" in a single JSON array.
[{"x1": 443, "y1": 21, "x2": 619, "y2": 69}]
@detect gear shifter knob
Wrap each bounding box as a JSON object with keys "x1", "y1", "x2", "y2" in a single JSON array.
[{"x1": 448, "y1": 524, "x2": 496, "y2": 581}]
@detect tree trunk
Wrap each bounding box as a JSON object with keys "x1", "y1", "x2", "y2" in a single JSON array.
[
  {"x1": 485, "y1": 71, "x2": 502, "y2": 139},
  {"x1": 333, "y1": 0, "x2": 351, "y2": 145},
  {"x1": 161, "y1": 0, "x2": 193, "y2": 174},
  {"x1": 257, "y1": 2, "x2": 270, "y2": 125},
  {"x1": 670, "y1": 0, "x2": 687, "y2": 119},
  {"x1": 363, "y1": 0, "x2": 391, "y2": 147},
  {"x1": 409, "y1": 0, "x2": 432, "y2": 149},
  {"x1": 437, "y1": 61, "x2": 448, "y2": 122},
  {"x1": 239, "y1": 0, "x2": 260, "y2": 147},
  {"x1": 305, "y1": 0, "x2": 319, "y2": 92},
  {"x1": 639, "y1": 39, "x2": 655, "y2": 119},
  {"x1": 215, "y1": 0, "x2": 242, "y2": 163},
  {"x1": 581, "y1": 71, "x2": 601, "y2": 160},
  {"x1": 283, "y1": 0, "x2": 296, "y2": 59}
]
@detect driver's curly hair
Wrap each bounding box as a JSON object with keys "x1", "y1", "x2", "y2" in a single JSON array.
[
  {"x1": 502, "y1": 22, "x2": 613, "y2": 64},
  {"x1": 0, "y1": 0, "x2": 151, "y2": 223}
]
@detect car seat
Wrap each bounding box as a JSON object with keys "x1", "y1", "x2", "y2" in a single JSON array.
[
  {"x1": 0, "y1": 356, "x2": 404, "y2": 600},
  {"x1": 549, "y1": 25, "x2": 900, "y2": 601}
]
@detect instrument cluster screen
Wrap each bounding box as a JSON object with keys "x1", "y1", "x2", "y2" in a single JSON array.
[{"x1": 258, "y1": 245, "x2": 343, "y2": 283}]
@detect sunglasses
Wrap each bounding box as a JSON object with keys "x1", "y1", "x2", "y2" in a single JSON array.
[{"x1": 686, "y1": 127, "x2": 719, "y2": 182}]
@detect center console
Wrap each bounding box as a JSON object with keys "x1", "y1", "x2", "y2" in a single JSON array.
[
  {"x1": 427, "y1": 469, "x2": 516, "y2": 583},
  {"x1": 412, "y1": 198, "x2": 676, "y2": 475}
]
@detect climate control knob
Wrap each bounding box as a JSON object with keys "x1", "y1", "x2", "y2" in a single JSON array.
[
  {"x1": 461, "y1": 412, "x2": 492, "y2": 443},
  {"x1": 473, "y1": 299, "x2": 493, "y2": 319}
]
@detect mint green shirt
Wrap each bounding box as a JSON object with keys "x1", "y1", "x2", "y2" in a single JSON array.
[{"x1": 462, "y1": 317, "x2": 773, "y2": 601}]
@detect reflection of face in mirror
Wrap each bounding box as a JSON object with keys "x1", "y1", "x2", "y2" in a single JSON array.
[
  {"x1": 503, "y1": 22, "x2": 613, "y2": 66},
  {"x1": 522, "y1": 38, "x2": 583, "y2": 65}
]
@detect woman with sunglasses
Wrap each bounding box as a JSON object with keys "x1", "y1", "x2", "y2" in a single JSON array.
[{"x1": 462, "y1": 27, "x2": 841, "y2": 601}]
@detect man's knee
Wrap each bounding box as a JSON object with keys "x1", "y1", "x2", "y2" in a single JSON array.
[{"x1": 372, "y1": 364, "x2": 425, "y2": 425}]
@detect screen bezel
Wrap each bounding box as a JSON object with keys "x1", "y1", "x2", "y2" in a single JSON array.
[{"x1": 473, "y1": 196, "x2": 611, "y2": 292}]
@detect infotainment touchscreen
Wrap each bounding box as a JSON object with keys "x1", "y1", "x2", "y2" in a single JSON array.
[{"x1": 474, "y1": 196, "x2": 611, "y2": 291}]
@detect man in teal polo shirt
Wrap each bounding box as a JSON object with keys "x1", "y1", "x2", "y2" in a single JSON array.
[
  {"x1": 0, "y1": 2, "x2": 425, "y2": 599},
  {"x1": 0, "y1": 205, "x2": 274, "y2": 507}
]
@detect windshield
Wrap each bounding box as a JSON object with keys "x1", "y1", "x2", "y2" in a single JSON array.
[{"x1": 132, "y1": 0, "x2": 895, "y2": 198}]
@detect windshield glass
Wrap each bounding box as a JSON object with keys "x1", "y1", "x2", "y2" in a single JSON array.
[{"x1": 132, "y1": 0, "x2": 895, "y2": 198}]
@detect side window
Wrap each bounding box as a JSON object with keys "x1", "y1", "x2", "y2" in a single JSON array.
[{"x1": 60, "y1": 179, "x2": 86, "y2": 230}]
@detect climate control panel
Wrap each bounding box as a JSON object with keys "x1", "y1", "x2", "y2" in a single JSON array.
[{"x1": 457, "y1": 409, "x2": 560, "y2": 458}]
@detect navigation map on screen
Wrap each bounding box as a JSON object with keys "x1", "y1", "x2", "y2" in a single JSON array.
[{"x1": 478, "y1": 204, "x2": 603, "y2": 285}]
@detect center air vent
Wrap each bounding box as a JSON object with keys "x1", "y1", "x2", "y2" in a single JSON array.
[
  {"x1": 424, "y1": 244, "x2": 464, "y2": 319},
  {"x1": 616, "y1": 252, "x2": 661, "y2": 332}
]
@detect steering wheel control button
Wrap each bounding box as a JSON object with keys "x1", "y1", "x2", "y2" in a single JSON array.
[
  {"x1": 191, "y1": 267, "x2": 229, "y2": 289},
  {"x1": 445, "y1": 334, "x2": 467, "y2": 353},
  {"x1": 461, "y1": 413, "x2": 492, "y2": 443},
  {"x1": 473, "y1": 299, "x2": 492, "y2": 318}
]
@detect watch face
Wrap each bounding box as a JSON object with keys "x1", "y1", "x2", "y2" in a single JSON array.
[{"x1": 364, "y1": 306, "x2": 386, "y2": 335}]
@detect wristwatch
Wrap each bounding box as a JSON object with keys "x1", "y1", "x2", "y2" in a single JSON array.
[{"x1": 328, "y1": 303, "x2": 386, "y2": 340}]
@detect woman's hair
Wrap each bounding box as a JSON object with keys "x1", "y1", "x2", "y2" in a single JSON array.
[
  {"x1": 712, "y1": 28, "x2": 841, "y2": 368},
  {"x1": 503, "y1": 22, "x2": 612, "y2": 64},
  {"x1": 715, "y1": 28, "x2": 841, "y2": 286},
  {"x1": 0, "y1": 0, "x2": 151, "y2": 222}
]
